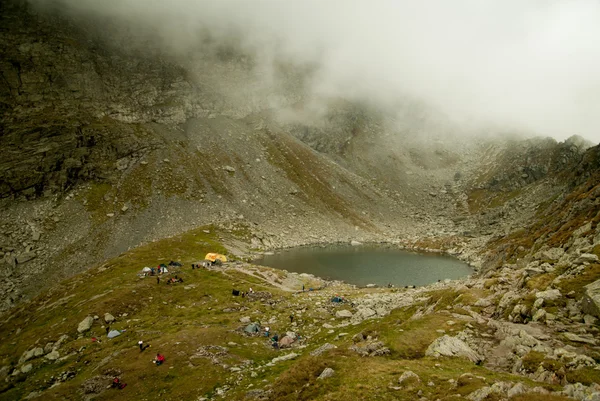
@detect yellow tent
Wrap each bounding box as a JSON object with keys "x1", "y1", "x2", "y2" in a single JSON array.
[{"x1": 204, "y1": 253, "x2": 227, "y2": 263}]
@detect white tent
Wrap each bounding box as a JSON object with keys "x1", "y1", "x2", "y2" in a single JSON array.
[
  {"x1": 142, "y1": 267, "x2": 152, "y2": 272},
  {"x1": 107, "y1": 330, "x2": 122, "y2": 338}
]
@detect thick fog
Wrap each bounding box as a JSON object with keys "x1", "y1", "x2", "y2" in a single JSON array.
[{"x1": 30, "y1": 0, "x2": 600, "y2": 143}]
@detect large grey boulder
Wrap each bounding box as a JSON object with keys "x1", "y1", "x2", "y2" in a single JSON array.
[
  {"x1": 19, "y1": 349, "x2": 35, "y2": 364},
  {"x1": 310, "y1": 343, "x2": 337, "y2": 357},
  {"x1": 539, "y1": 247, "x2": 564, "y2": 262},
  {"x1": 104, "y1": 313, "x2": 115, "y2": 324},
  {"x1": 535, "y1": 289, "x2": 561, "y2": 301},
  {"x1": 426, "y1": 335, "x2": 483, "y2": 363},
  {"x1": 576, "y1": 253, "x2": 599, "y2": 264},
  {"x1": 335, "y1": 310, "x2": 353, "y2": 319},
  {"x1": 45, "y1": 350, "x2": 60, "y2": 361},
  {"x1": 21, "y1": 364, "x2": 33, "y2": 374},
  {"x1": 270, "y1": 353, "x2": 298, "y2": 364},
  {"x1": 317, "y1": 367, "x2": 335, "y2": 380},
  {"x1": 77, "y1": 316, "x2": 94, "y2": 333},
  {"x1": 582, "y1": 279, "x2": 600, "y2": 318}
]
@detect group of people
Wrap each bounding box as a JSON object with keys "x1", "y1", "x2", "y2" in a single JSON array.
[
  {"x1": 191, "y1": 262, "x2": 210, "y2": 269},
  {"x1": 156, "y1": 275, "x2": 184, "y2": 285},
  {"x1": 109, "y1": 342, "x2": 165, "y2": 392},
  {"x1": 138, "y1": 339, "x2": 165, "y2": 365}
]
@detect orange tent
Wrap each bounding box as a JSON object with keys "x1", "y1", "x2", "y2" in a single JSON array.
[{"x1": 204, "y1": 253, "x2": 228, "y2": 263}]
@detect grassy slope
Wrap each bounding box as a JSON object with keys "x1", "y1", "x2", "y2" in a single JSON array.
[{"x1": 0, "y1": 226, "x2": 562, "y2": 400}]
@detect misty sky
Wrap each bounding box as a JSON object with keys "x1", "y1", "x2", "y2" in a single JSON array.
[{"x1": 33, "y1": 0, "x2": 600, "y2": 143}]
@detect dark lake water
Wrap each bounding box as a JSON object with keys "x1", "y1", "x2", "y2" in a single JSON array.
[{"x1": 255, "y1": 244, "x2": 473, "y2": 287}]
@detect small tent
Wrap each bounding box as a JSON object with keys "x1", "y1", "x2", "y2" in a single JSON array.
[
  {"x1": 142, "y1": 267, "x2": 152, "y2": 273},
  {"x1": 107, "y1": 330, "x2": 122, "y2": 339},
  {"x1": 244, "y1": 322, "x2": 260, "y2": 334}
]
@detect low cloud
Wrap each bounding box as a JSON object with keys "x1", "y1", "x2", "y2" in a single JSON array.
[{"x1": 30, "y1": 0, "x2": 600, "y2": 143}]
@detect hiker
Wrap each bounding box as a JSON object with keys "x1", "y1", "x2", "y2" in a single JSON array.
[
  {"x1": 302, "y1": 284, "x2": 305, "y2": 292},
  {"x1": 153, "y1": 353, "x2": 165, "y2": 366},
  {"x1": 157, "y1": 277, "x2": 160, "y2": 285},
  {"x1": 264, "y1": 327, "x2": 270, "y2": 337},
  {"x1": 111, "y1": 377, "x2": 127, "y2": 390},
  {"x1": 289, "y1": 314, "x2": 294, "y2": 323},
  {"x1": 249, "y1": 287, "x2": 254, "y2": 294},
  {"x1": 271, "y1": 334, "x2": 279, "y2": 349},
  {"x1": 106, "y1": 326, "x2": 110, "y2": 335},
  {"x1": 138, "y1": 340, "x2": 150, "y2": 352}
]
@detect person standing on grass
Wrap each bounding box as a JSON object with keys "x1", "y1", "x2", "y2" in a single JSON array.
[{"x1": 289, "y1": 314, "x2": 294, "y2": 323}]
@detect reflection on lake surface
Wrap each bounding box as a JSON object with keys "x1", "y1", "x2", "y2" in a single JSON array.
[{"x1": 255, "y1": 244, "x2": 473, "y2": 287}]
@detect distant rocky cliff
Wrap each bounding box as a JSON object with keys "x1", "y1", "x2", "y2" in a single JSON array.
[{"x1": 0, "y1": 0, "x2": 597, "y2": 314}]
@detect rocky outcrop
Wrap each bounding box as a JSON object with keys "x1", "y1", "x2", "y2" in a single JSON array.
[{"x1": 426, "y1": 335, "x2": 483, "y2": 363}]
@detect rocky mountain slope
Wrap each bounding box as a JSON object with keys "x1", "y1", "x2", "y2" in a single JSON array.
[{"x1": 1, "y1": 1, "x2": 600, "y2": 399}]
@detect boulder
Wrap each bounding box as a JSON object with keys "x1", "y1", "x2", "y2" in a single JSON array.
[
  {"x1": 583, "y1": 314, "x2": 598, "y2": 325},
  {"x1": 239, "y1": 316, "x2": 251, "y2": 324},
  {"x1": 535, "y1": 289, "x2": 561, "y2": 301},
  {"x1": 467, "y1": 387, "x2": 493, "y2": 401},
  {"x1": 310, "y1": 343, "x2": 336, "y2": 357},
  {"x1": 532, "y1": 309, "x2": 546, "y2": 322},
  {"x1": 507, "y1": 383, "x2": 527, "y2": 398},
  {"x1": 317, "y1": 367, "x2": 335, "y2": 380},
  {"x1": 19, "y1": 349, "x2": 36, "y2": 364},
  {"x1": 44, "y1": 343, "x2": 54, "y2": 354},
  {"x1": 16, "y1": 251, "x2": 36, "y2": 264},
  {"x1": 582, "y1": 279, "x2": 600, "y2": 318},
  {"x1": 350, "y1": 341, "x2": 390, "y2": 357},
  {"x1": 563, "y1": 332, "x2": 597, "y2": 345},
  {"x1": 474, "y1": 298, "x2": 492, "y2": 307},
  {"x1": 576, "y1": 253, "x2": 599, "y2": 264},
  {"x1": 271, "y1": 353, "x2": 298, "y2": 364},
  {"x1": 21, "y1": 364, "x2": 33, "y2": 374},
  {"x1": 425, "y1": 335, "x2": 483, "y2": 363},
  {"x1": 356, "y1": 307, "x2": 376, "y2": 319},
  {"x1": 335, "y1": 310, "x2": 353, "y2": 319},
  {"x1": 398, "y1": 370, "x2": 420, "y2": 385},
  {"x1": 45, "y1": 350, "x2": 59, "y2": 361},
  {"x1": 540, "y1": 247, "x2": 564, "y2": 262},
  {"x1": 104, "y1": 313, "x2": 115, "y2": 324},
  {"x1": 350, "y1": 240, "x2": 362, "y2": 246},
  {"x1": 77, "y1": 316, "x2": 94, "y2": 333}
]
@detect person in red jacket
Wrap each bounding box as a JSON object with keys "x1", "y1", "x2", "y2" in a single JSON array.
[{"x1": 153, "y1": 353, "x2": 165, "y2": 366}]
